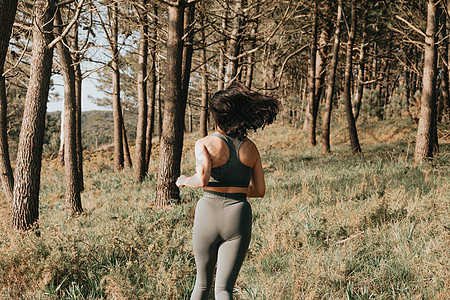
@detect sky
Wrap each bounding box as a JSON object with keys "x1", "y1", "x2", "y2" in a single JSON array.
[{"x1": 47, "y1": 73, "x2": 111, "y2": 113}]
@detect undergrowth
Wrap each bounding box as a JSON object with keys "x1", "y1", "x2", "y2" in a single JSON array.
[{"x1": 0, "y1": 118, "x2": 448, "y2": 299}]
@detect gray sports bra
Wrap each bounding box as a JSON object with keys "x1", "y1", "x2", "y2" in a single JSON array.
[{"x1": 206, "y1": 133, "x2": 253, "y2": 188}]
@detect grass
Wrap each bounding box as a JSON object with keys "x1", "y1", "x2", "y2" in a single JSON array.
[{"x1": 0, "y1": 118, "x2": 449, "y2": 299}]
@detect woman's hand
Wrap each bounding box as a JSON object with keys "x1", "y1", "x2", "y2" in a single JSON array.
[{"x1": 176, "y1": 175, "x2": 189, "y2": 188}]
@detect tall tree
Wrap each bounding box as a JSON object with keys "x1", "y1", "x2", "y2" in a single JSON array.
[
  {"x1": 353, "y1": 11, "x2": 367, "y2": 121},
  {"x1": 145, "y1": 4, "x2": 158, "y2": 171},
  {"x1": 224, "y1": 0, "x2": 243, "y2": 86},
  {"x1": 11, "y1": 0, "x2": 56, "y2": 230},
  {"x1": 71, "y1": 18, "x2": 84, "y2": 191},
  {"x1": 199, "y1": 9, "x2": 209, "y2": 137},
  {"x1": 180, "y1": 5, "x2": 195, "y2": 122},
  {"x1": 321, "y1": 0, "x2": 342, "y2": 154},
  {"x1": 134, "y1": 0, "x2": 149, "y2": 182},
  {"x1": 54, "y1": 9, "x2": 82, "y2": 215},
  {"x1": 415, "y1": 0, "x2": 439, "y2": 164},
  {"x1": 306, "y1": 1, "x2": 318, "y2": 146},
  {"x1": 217, "y1": 0, "x2": 228, "y2": 91},
  {"x1": 155, "y1": 0, "x2": 188, "y2": 206},
  {"x1": 343, "y1": 1, "x2": 361, "y2": 154},
  {"x1": 0, "y1": 0, "x2": 19, "y2": 204}
]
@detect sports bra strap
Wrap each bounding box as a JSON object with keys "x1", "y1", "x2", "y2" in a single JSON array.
[{"x1": 210, "y1": 132, "x2": 244, "y2": 159}]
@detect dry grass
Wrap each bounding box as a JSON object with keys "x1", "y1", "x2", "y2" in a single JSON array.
[{"x1": 0, "y1": 118, "x2": 448, "y2": 299}]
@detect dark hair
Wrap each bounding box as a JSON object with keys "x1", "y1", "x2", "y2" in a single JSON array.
[{"x1": 209, "y1": 81, "x2": 281, "y2": 140}]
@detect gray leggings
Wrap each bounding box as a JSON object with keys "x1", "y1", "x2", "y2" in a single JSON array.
[{"x1": 191, "y1": 191, "x2": 252, "y2": 300}]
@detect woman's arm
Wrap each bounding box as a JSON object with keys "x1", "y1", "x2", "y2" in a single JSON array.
[
  {"x1": 176, "y1": 139, "x2": 211, "y2": 188},
  {"x1": 247, "y1": 147, "x2": 265, "y2": 197}
]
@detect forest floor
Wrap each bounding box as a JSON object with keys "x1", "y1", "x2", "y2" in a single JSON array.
[{"x1": 0, "y1": 118, "x2": 449, "y2": 299}]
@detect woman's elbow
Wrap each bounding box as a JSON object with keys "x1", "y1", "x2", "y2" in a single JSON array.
[{"x1": 199, "y1": 174, "x2": 209, "y2": 187}]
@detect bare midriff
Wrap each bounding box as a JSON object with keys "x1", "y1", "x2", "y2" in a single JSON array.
[{"x1": 203, "y1": 186, "x2": 248, "y2": 194}]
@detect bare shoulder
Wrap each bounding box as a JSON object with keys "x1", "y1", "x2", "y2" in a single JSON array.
[
  {"x1": 196, "y1": 135, "x2": 225, "y2": 152},
  {"x1": 239, "y1": 138, "x2": 260, "y2": 167},
  {"x1": 197, "y1": 135, "x2": 229, "y2": 167}
]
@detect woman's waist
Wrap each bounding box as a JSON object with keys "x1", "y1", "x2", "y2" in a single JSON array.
[{"x1": 203, "y1": 187, "x2": 247, "y2": 200}]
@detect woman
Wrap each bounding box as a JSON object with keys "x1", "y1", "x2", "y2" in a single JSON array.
[{"x1": 176, "y1": 81, "x2": 281, "y2": 300}]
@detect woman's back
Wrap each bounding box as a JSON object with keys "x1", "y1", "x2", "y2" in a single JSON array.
[{"x1": 201, "y1": 132, "x2": 260, "y2": 195}]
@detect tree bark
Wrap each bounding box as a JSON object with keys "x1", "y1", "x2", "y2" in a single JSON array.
[
  {"x1": 415, "y1": 0, "x2": 439, "y2": 164},
  {"x1": 245, "y1": 5, "x2": 259, "y2": 89},
  {"x1": 72, "y1": 22, "x2": 84, "y2": 191},
  {"x1": 343, "y1": 1, "x2": 361, "y2": 154},
  {"x1": 217, "y1": 0, "x2": 228, "y2": 91},
  {"x1": 199, "y1": 11, "x2": 209, "y2": 137},
  {"x1": 353, "y1": 16, "x2": 367, "y2": 121},
  {"x1": 111, "y1": 3, "x2": 124, "y2": 171},
  {"x1": 155, "y1": 1, "x2": 186, "y2": 206},
  {"x1": 439, "y1": 4, "x2": 449, "y2": 123},
  {"x1": 181, "y1": 5, "x2": 195, "y2": 130},
  {"x1": 145, "y1": 4, "x2": 158, "y2": 171},
  {"x1": 54, "y1": 10, "x2": 82, "y2": 216},
  {"x1": 224, "y1": 0, "x2": 242, "y2": 87},
  {"x1": 58, "y1": 106, "x2": 65, "y2": 165},
  {"x1": 134, "y1": 0, "x2": 148, "y2": 182},
  {"x1": 0, "y1": 0, "x2": 19, "y2": 204},
  {"x1": 321, "y1": 0, "x2": 342, "y2": 154},
  {"x1": 306, "y1": 1, "x2": 318, "y2": 146},
  {"x1": 122, "y1": 120, "x2": 132, "y2": 168},
  {"x1": 11, "y1": 0, "x2": 55, "y2": 230}
]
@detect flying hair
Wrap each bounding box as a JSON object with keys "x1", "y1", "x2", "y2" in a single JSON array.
[{"x1": 209, "y1": 81, "x2": 282, "y2": 140}]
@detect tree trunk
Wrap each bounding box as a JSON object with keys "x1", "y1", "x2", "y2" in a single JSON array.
[
  {"x1": 54, "y1": 10, "x2": 82, "y2": 216},
  {"x1": 217, "y1": 0, "x2": 228, "y2": 91},
  {"x1": 72, "y1": 23, "x2": 84, "y2": 191},
  {"x1": 58, "y1": 107, "x2": 65, "y2": 165},
  {"x1": 0, "y1": 0, "x2": 19, "y2": 204},
  {"x1": 321, "y1": 0, "x2": 342, "y2": 154},
  {"x1": 199, "y1": 11, "x2": 209, "y2": 137},
  {"x1": 155, "y1": 1, "x2": 186, "y2": 206},
  {"x1": 306, "y1": 1, "x2": 318, "y2": 146},
  {"x1": 439, "y1": 4, "x2": 449, "y2": 123},
  {"x1": 111, "y1": 3, "x2": 124, "y2": 171},
  {"x1": 134, "y1": 0, "x2": 148, "y2": 183},
  {"x1": 343, "y1": 1, "x2": 361, "y2": 154},
  {"x1": 181, "y1": 5, "x2": 195, "y2": 130},
  {"x1": 0, "y1": 77, "x2": 14, "y2": 204},
  {"x1": 188, "y1": 103, "x2": 193, "y2": 132},
  {"x1": 415, "y1": 0, "x2": 439, "y2": 164},
  {"x1": 122, "y1": 120, "x2": 132, "y2": 168},
  {"x1": 245, "y1": 5, "x2": 259, "y2": 89},
  {"x1": 224, "y1": 0, "x2": 242, "y2": 87},
  {"x1": 353, "y1": 17, "x2": 367, "y2": 121},
  {"x1": 145, "y1": 4, "x2": 158, "y2": 171},
  {"x1": 446, "y1": 0, "x2": 450, "y2": 122},
  {"x1": 11, "y1": 0, "x2": 55, "y2": 230}
]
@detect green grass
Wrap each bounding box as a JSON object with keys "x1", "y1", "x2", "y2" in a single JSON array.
[{"x1": 0, "y1": 119, "x2": 448, "y2": 299}]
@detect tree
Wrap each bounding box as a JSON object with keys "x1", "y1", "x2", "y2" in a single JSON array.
[
  {"x1": 305, "y1": 1, "x2": 318, "y2": 146},
  {"x1": 11, "y1": 0, "x2": 56, "y2": 230},
  {"x1": 224, "y1": 0, "x2": 243, "y2": 86},
  {"x1": 155, "y1": 0, "x2": 191, "y2": 206},
  {"x1": 321, "y1": 0, "x2": 342, "y2": 154},
  {"x1": 54, "y1": 8, "x2": 83, "y2": 216},
  {"x1": 353, "y1": 8, "x2": 368, "y2": 121},
  {"x1": 134, "y1": 0, "x2": 149, "y2": 182},
  {"x1": 145, "y1": 4, "x2": 158, "y2": 171},
  {"x1": 343, "y1": 1, "x2": 361, "y2": 154},
  {"x1": 0, "y1": 0, "x2": 19, "y2": 204},
  {"x1": 415, "y1": 0, "x2": 439, "y2": 164},
  {"x1": 199, "y1": 9, "x2": 209, "y2": 137}
]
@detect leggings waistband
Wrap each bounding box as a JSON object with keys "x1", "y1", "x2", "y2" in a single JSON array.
[{"x1": 203, "y1": 190, "x2": 247, "y2": 201}]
